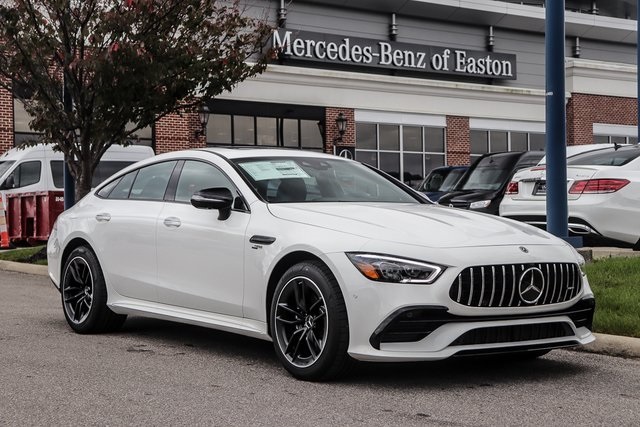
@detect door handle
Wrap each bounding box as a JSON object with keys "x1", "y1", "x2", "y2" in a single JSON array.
[
  {"x1": 95, "y1": 213, "x2": 111, "y2": 222},
  {"x1": 163, "y1": 217, "x2": 181, "y2": 228}
]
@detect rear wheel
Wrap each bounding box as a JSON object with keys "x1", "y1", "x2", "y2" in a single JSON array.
[
  {"x1": 270, "y1": 261, "x2": 352, "y2": 381},
  {"x1": 61, "y1": 246, "x2": 126, "y2": 333}
]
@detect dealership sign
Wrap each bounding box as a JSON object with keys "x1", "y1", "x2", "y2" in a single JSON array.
[{"x1": 272, "y1": 29, "x2": 517, "y2": 80}]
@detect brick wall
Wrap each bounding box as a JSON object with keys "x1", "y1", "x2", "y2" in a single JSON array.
[
  {"x1": 446, "y1": 116, "x2": 471, "y2": 166},
  {"x1": 325, "y1": 108, "x2": 355, "y2": 154},
  {"x1": 155, "y1": 110, "x2": 205, "y2": 154},
  {"x1": 567, "y1": 93, "x2": 637, "y2": 146},
  {"x1": 0, "y1": 85, "x2": 13, "y2": 154}
]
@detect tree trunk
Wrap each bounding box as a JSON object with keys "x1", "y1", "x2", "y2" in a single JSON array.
[{"x1": 74, "y1": 159, "x2": 93, "y2": 202}]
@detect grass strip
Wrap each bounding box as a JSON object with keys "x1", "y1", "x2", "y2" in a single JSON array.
[
  {"x1": 586, "y1": 257, "x2": 640, "y2": 338},
  {"x1": 0, "y1": 246, "x2": 47, "y2": 265}
]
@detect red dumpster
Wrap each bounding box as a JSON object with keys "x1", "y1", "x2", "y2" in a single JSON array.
[{"x1": 6, "y1": 191, "x2": 64, "y2": 245}]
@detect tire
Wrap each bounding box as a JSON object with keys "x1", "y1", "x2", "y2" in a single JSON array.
[
  {"x1": 270, "y1": 260, "x2": 352, "y2": 381},
  {"x1": 61, "y1": 246, "x2": 126, "y2": 333}
]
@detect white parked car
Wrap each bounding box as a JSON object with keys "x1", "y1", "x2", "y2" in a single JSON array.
[
  {"x1": 500, "y1": 145, "x2": 640, "y2": 249},
  {"x1": 47, "y1": 148, "x2": 595, "y2": 380}
]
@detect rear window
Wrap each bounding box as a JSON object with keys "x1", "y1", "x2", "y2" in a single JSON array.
[
  {"x1": 567, "y1": 146, "x2": 640, "y2": 166},
  {"x1": 461, "y1": 154, "x2": 519, "y2": 191}
]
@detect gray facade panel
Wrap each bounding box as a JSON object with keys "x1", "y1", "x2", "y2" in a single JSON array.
[{"x1": 257, "y1": 1, "x2": 636, "y2": 90}]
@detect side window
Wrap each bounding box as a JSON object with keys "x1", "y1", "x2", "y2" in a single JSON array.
[
  {"x1": 129, "y1": 161, "x2": 176, "y2": 201},
  {"x1": 107, "y1": 171, "x2": 137, "y2": 199},
  {"x1": 5, "y1": 161, "x2": 41, "y2": 189},
  {"x1": 175, "y1": 161, "x2": 234, "y2": 203},
  {"x1": 50, "y1": 161, "x2": 64, "y2": 188},
  {"x1": 97, "y1": 177, "x2": 122, "y2": 198}
]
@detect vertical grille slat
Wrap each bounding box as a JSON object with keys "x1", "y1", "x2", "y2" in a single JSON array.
[
  {"x1": 450, "y1": 262, "x2": 583, "y2": 308},
  {"x1": 479, "y1": 267, "x2": 486, "y2": 307}
]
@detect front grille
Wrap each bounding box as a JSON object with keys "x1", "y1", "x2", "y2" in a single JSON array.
[
  {"x1": 451, "y1": 322, "x2": 573, "y2": 346},
  {"x1": 450, "y1": 263, "x2": 582, "y2": 308}
]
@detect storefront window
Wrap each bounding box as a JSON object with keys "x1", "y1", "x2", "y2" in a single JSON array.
[
  {"x1": 256, "y1": 117, "x2": 277, "y2": 146},
  {"x1": 207, "y1": 114, "x2": 324, "y2": 151},
  {"x1": 471, "y1": 129, "x2": 546, "y2": 161},
  {"x1": 594, "y1": 134, "x2": 638, "y2": 144},
  {"x1": 234, "y1": 116, "x2": 255, "y2": 145},
  {"x1": 356, "y1": 123, "x2": 446, "y2": 188},
  {"x1": 300, "y1": 120, "x2": 323, "y2": 149},
  {"x1": 209, "y1": 114, "x2": 232, "y2": 144}
]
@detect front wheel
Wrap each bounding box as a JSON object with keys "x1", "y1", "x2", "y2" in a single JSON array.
[
  {"x1": 61, "y1": 246, "x2": 126, "y2": 333},
  {"x1": 270, "y1": 261, "x2": 352, "y2": 381}
]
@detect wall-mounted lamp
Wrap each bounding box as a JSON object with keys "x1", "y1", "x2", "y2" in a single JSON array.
[
  {"x1": 278, "y1": 0, "x2": 287, "y2": 27},
  {"x1": 389, "y1": 13, "x2": 398, "y2": 41},
  {"x1": 334, "y1": 112, "x2": 348, "y2": 143},
  {"x1": 195, "y1": 105, "x2": 210, "y2": 138},
  {"x1": 487, "y1": 26, "x2": 495, "y2": 52},
  {"x1": 572, "y1": 37, "x2": 581, "y2": 58}
]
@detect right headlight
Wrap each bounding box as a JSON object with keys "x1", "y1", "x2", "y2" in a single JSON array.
[{"x1": 346, "y1": 253, "x2": 445, "y2": 284}]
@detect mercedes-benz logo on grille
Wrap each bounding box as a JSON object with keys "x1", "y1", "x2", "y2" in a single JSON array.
[{"x1": 518, "y1": 267, "x2": 545, "y2": 304}]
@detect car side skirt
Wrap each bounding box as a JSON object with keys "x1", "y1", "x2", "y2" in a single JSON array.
[{"x1": 109, "y1": 299, "x2": 272, "y2": 342}]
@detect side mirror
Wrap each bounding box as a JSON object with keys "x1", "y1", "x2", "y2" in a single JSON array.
[{"x1": 190, "y1": 187, "x2": 234, "y2": 220}]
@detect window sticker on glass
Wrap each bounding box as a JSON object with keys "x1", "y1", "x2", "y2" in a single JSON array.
[{"x1": 240, "y1": 160, "x2": 311, "y2": 181}]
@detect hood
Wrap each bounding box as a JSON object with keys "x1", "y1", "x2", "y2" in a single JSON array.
[
  {"x1": 267, "y1": 202, "x2": 559, "y2": 249},
  {"x1": 438, "y1": 189, "x2": 500, "y2": 204}
]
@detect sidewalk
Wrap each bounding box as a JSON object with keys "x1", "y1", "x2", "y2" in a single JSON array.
[{"x1": 1, "y1": 259, "x2": 639, "y2": 360}]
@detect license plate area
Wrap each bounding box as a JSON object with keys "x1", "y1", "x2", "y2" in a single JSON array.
[{"x1": 533, "y1": 181, "x2": 547, "y2": 195}]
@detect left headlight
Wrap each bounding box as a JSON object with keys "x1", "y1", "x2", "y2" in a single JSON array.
[
  {"x1": 346, "y1": 253, "x2": 445, "y2": 284},
  {"x1": 469, "y1": 200, "x2": 491, "y2": 209}
]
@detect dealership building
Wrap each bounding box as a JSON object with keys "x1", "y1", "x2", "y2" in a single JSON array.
[{"x1": 1, "y1": 0, "x2": 638, "y2": 185}]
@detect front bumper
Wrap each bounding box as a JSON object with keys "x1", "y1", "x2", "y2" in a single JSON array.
[{"x1": 324, "y1": 248, "x2": 595, "y2": 362}]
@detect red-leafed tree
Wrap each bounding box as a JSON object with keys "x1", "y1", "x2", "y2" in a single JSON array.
[{"x1": 0, "y1": 0, "x2": 272, "y2": 200}]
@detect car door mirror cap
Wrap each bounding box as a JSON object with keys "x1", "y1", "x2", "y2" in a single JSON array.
[{"x1": 190, "y1": 187, "x2": 233, "y2": 220}]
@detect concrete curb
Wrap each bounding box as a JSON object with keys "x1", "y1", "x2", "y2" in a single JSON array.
[
  {"x1": 1, "y1": 260, "x2": 639, "y2": 360},
  {"x1": 571, "y1": 333, "x2": 640, "y2": 359},
  {"x1": 0, "y1": 260, "x2": 49, "y2": 277}
]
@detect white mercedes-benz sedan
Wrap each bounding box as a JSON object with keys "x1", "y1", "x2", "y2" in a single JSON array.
[
  {"x1": 47, "y1": 148, "x2": 595, "y2": 381},
  {"x1": 500, "y1": 144, "x2": 640, "y2": 248}
]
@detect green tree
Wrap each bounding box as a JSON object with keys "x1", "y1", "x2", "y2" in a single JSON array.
[{"x1": 0, "y1": 0, "x2": 272, "y2": 200}]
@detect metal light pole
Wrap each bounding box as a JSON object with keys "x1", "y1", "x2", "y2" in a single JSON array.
[
  {"x1": 63, "y1": 73, "x2": 74, "y2": 210},
  {"x1": 62, "y1": 1, "x2": 74, "y2": 210},
  {"x1": 545, "y1": 0, "x2": 569, "y2": 240}
]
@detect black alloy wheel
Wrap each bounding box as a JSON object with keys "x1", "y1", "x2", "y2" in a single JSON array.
[
  {"x1": 271, "y1": 260, "x2": 352, "y2": 381},
  {"x1": 61, "y1": 246, "x2": 126, "y2": 333}
]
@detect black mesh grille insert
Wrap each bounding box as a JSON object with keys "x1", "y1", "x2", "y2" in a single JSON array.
[
  {"x1": 450, "y1": 263, "x2": 583, "y2": 308},
  {"x1": 451, "y1": 322, "x2": 573, "y2": 346}
]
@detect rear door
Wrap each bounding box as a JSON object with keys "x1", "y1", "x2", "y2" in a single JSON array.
[{"x1": 91, "y1": 160, "x2": 178, "y2": 301}]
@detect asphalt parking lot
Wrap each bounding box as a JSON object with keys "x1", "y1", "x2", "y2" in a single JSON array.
[{"x1": 1, "y1": 269, "x2": 640, "y2": 426}]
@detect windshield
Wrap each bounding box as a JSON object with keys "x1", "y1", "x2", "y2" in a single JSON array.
[
  {"x1": 0, "y1": 160, "x2": 15, "y2": 177},
  {"x1": 567, "y1": 146, "x2": 640, "y2": 166},
  {"x1": 234, "y1": 157, "x2": 421, "y2": 204},
  {"x1": 461, "y1": 154, "x2": 518, "y2": 191}
]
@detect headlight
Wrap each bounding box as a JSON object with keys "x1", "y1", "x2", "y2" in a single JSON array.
[
  {"x1": 469, "y1": 200, "x2": 491, "y2": 209},
  {"x1": 565, "y1": 243, "x2": 587, "y2": 275},
  {"x1": 346, "y1": 253, "x2": 445, "y2": 284}
]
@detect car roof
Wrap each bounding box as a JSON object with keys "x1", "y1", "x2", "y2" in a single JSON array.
[{"x1": 198, "y1": 147, "x2": 341, "y2": 161}]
